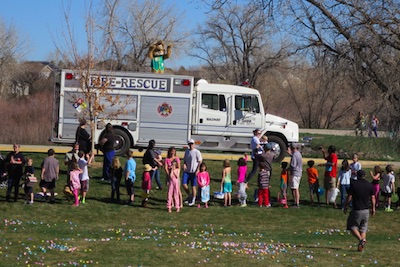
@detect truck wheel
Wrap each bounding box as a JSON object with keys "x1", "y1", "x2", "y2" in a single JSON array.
[
  {"x1": 267, "y1": 135, "x2": 287, "y2": 162},
  {"x1": 113, "y1": 128, "x2": 131, "y2": 156}
]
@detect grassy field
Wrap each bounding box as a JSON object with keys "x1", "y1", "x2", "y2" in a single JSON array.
[{"x1": 1, "y1": 150, "x2": 399, "y2": 267}]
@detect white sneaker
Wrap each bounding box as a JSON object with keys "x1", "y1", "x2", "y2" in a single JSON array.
[{"x1": 188, "y1": 198, "x2": 195, "y2": 206}]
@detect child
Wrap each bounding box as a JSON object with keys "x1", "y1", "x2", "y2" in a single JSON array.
[
  {"x1": 307, "y1": 160, "x2": 320, "y2": 206},
  {"x1": 337, "y1": 159, "x2": 351, "y2": 208},
  {"x1": 153, "y1": 149, "x2": 163, "y2": 190},
  {"x1": 167, "y1": 160, "x2": 181, "y2": 212},
  {"x1": 370, "y1": 165, "x2": 382, "y2": 209},
  {"x1": 382, "y1": 165, "x2": 395, "y2": 212},
  {"x1": 124, "y1": 149, "x2": 136, "y2": 205},
  {"x1": 142, "y1": 164, "x2": 152, "y2": 207},
  {"x1": 350, "y1": 153, "x2": 362, "y2": 180},
  {"x1": 197, "y1": 162, "x2": 210, "y2": 208},
  {"x1": 24, "y1": 157, "x2": 36, "y2": 204},
  {"x1": 110, "y1": 156, "x2": 123, "y2": 203},
  {"x1": 277, "y1": 161, "x2": 289, "y2": 208},
  {"x1": 257, "y1": 162, "x2": 270, "y2": 207},
  {"x1": 69, "y1": 162, "x2": 83, "y2": 206},
  {"x1": 221, "y1": 159, "x2": 232, "y2": 207},
  {"x1": 237, "y1": 153, "x2": 248, "y2": 207},
  {"x1": 78, "y1": 151, "x2": 94, "y2": 204},
  {"x1": 397, "y1": 171, "x2": 400, "y2": 209}
]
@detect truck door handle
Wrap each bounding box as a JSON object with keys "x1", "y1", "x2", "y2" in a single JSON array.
[
  {"x1": 200, "y1": 118, "x2": 203, "y2": 123},
  {"x1": 233, "y1": 120, "x2": 236, "y2": 125}
]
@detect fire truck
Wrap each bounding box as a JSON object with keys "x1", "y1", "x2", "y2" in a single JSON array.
[{"x1": 50, "y1": 69, "x2": 299, "y2": 161}]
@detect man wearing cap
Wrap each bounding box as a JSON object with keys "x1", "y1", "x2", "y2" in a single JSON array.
[
  {"x1": 183, "y1": 139, "x2": 202, "y2": 206},
  {"x1": 343, "y1": 169, "x2": 375, "y2": 252}
]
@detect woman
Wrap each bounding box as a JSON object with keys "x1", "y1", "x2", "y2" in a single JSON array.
[{"x1": 75, "y1": 118, "x2": 91, "y2": 155}]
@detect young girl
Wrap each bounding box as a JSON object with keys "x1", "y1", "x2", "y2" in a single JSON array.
[
  {"x1": 124, "y1": 149, "x2": 137, "y2": 205},
  {"x1": 370, "y1": 165, "x2": 382, "y2": 209},
  {"x1": 337, "y1": 159, "x2": 351, "y2": 208},
  {"x1": 167, "y1": 160, "x2": 181, "y2": 213},
  {"x1": 382, "y1": 165, "x2": 395, "y2": 212},
  {"x1": 142, "y1": 164, "x2": 152, "y2": 207},
  {"x1": 24, "y1": 157, "x2": 36, "y2": 204},
  {"x1": 78, "y1": 151, "x2": 94, "y2": 204},
  {"x1": 164, "y1": 147, "x2": 182, "y2": 208},
  {"x1": 70, "y1": 162, "x2": 83, "y2": 206},
  {"x1": 237, "y1": 153, "x2": 248, "y2": 207},
  {"x1": 197, "y1": 162, "x2": 210, "y2": 208},
  {"x1": 110, "y1": 156, "x2": 123, "y2": 203},
  {"x1": 221, "y1": 159, "x2": 232, "y2": 207},
  {"x1": 278, "y1": 161, "x2": 289, "y2": 208}
]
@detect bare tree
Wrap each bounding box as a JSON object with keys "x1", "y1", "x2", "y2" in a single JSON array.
[
  {"x1": 99, "y1": 0, "x2": 187, "y2": 72},
  {"x1": 191, "y1": 3, "x2": 290, "y2": 87},
  {"x1": 0, "y1": 19, "x2": 28, "y2": 98}
]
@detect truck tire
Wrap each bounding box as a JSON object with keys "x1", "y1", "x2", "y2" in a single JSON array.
[
  {"x1": 267, "y1": 135, "x2": 287, "y2": 162},
  {"x1": 113, "y1": 128, "x2": 131, "y2": 156}
]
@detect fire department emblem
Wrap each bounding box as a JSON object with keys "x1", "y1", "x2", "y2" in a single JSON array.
[{"x1": 157, "y1": 102, "x2": 172, "y2": 117}]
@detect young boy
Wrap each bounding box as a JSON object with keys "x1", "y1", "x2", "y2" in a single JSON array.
[
  {"x1": 278, "y1": 161, "x2": 289, "y2": 208},
  {"x1": 307, "y1": 160, "x2": 320, "y2": 206},
  {"x1": 24, "y1": 157, "x2": 36, "y2": 204},
  {"x1": 382, "y1": 165, "x2": 395, "y2": 212},
  {"x1": 257, "y1": 162, "x2": 271, "y2": 207}
]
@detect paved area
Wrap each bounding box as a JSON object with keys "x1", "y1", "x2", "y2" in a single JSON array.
[{"x1": 1, "y1": 144, "x2": 398, "y2": 168}]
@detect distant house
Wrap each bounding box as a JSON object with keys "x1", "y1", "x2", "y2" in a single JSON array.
[{"x1": 10, "y1": 61, "x2": 58, "y2": 96}]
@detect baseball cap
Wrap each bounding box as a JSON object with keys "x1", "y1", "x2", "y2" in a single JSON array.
[
  {"x1": 264, "y1": 143, "x2": 272, "y2": 151},
  {"x1": 188, "y1": 139, "x2": 194, "y2": 144},
  {"x1": 357, "y1": 169, "x2": 366, "y2": 178}
]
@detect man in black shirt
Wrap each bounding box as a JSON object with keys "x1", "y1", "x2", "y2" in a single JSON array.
[{"x1": 343, "y1": 170, "x2": 375, "y2": 252}]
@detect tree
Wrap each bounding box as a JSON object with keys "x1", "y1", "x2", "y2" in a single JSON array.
[
  {"x1": 0, "y1": 19, "x2": 28, "y2": 98},
  {"x1": 100, "y1": 0, "x2": 186, "y2": 72},
  {"x1": 191, "y1": 3, "x2": 289, "y2": 87}
]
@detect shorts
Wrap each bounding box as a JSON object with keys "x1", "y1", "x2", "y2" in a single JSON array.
[
  {"x1": 223, "y1": 182, "x2": 232, "y2": 193},
  {"x1": 289, "y1": 175, "x2": 301, "y2": 189},
  {"x1": 41, "y1": 178, "x2": 56, "y2": 190},
  {"x1": 381, "y1": 191, "x2": 392, "y2": 198},
  {"x1": 324, "y1": 176, "x2": 337, "y2": 190},
  {"x1": 24, "y1": 185, "x2": 33, "y2": 194},
  {"x1": 347, "y1": 209, "x2": 370, "y2": 233},
  {"x1": 80, "y1": 180, "x2": 89, "y2": 192},
  {"x1": 309, "y1": 182, "x2": 319, "y2": 193},
  {"x1": 182, "y1": 172, "x2": 197, "y2": 187}
]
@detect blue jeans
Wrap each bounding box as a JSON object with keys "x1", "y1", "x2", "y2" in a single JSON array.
[
  {"x1": 102, "y1": 150, "x2": 115, "y2": 180},
  {"x1": 151, "y1": 169, "x2": 162, "y2": 189},
  {"x1": 7, "y1": 174, "x2": 22, "y2": 201},
  {"x1": 340, "y1": 184, "x2": 350, "y2": 208},
  {"x1": 246, "y1": 158, "x2": 259, "y2": 182}
]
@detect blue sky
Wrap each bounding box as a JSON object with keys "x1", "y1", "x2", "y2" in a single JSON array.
[{"x1": 0, "y1": 0, "x2": 207, "y2": 68}]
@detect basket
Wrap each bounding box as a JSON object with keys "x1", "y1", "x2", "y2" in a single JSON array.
[{"x1": 213, "y1": 191, "x2": 224, "y2": 199}]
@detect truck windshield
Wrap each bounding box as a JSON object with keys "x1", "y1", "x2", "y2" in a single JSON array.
[{"x1": 235, "y1": 95, "x2": 260, "y2": 113}]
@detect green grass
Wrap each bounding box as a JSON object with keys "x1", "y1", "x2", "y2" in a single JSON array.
[
  {"x1": 1, "y1": 152, "x2": 400, "y2": 266},
  {"x1": 301, "y1": 133, "x2": 400, "y2": 161}
]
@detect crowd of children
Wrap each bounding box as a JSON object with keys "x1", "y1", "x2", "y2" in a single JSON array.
[{"x1": 2, "y1": 142, "x2": 400, "y2": 213}]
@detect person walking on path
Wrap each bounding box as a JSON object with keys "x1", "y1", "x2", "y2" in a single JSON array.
[{"x1": 343, "y1": 170, "x2": 375, "y2": 252}]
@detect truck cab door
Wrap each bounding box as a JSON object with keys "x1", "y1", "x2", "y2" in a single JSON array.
[
  {"x1": 193, "y1": 93, "x2": 229, "y2": 135},
  {"x1": 228, "y1": 95, "x2": 264, "y2": 134}
]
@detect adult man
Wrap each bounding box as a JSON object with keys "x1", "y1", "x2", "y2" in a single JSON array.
[
  {"x1": 41, "y1": 149, "x2": 60, "y2": 204},
  {"x1": 182, "y1": 139, "x2": 202, "y2": 206},
  {"x1": 5, "y1": 144, "x2": 26, "y2": 202},
  {"x1": 288, "y1": 143, "x2": 302, "y2": 208},
  {"x1": 100, "y1": 123, "x2": 115, "y2": 181},
  {"x1": 245, "y1": 129, "x2": 262, "y2": 183},
  {"x1": 343, "y1": 170, "x2": 375, "y2": 252}
]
